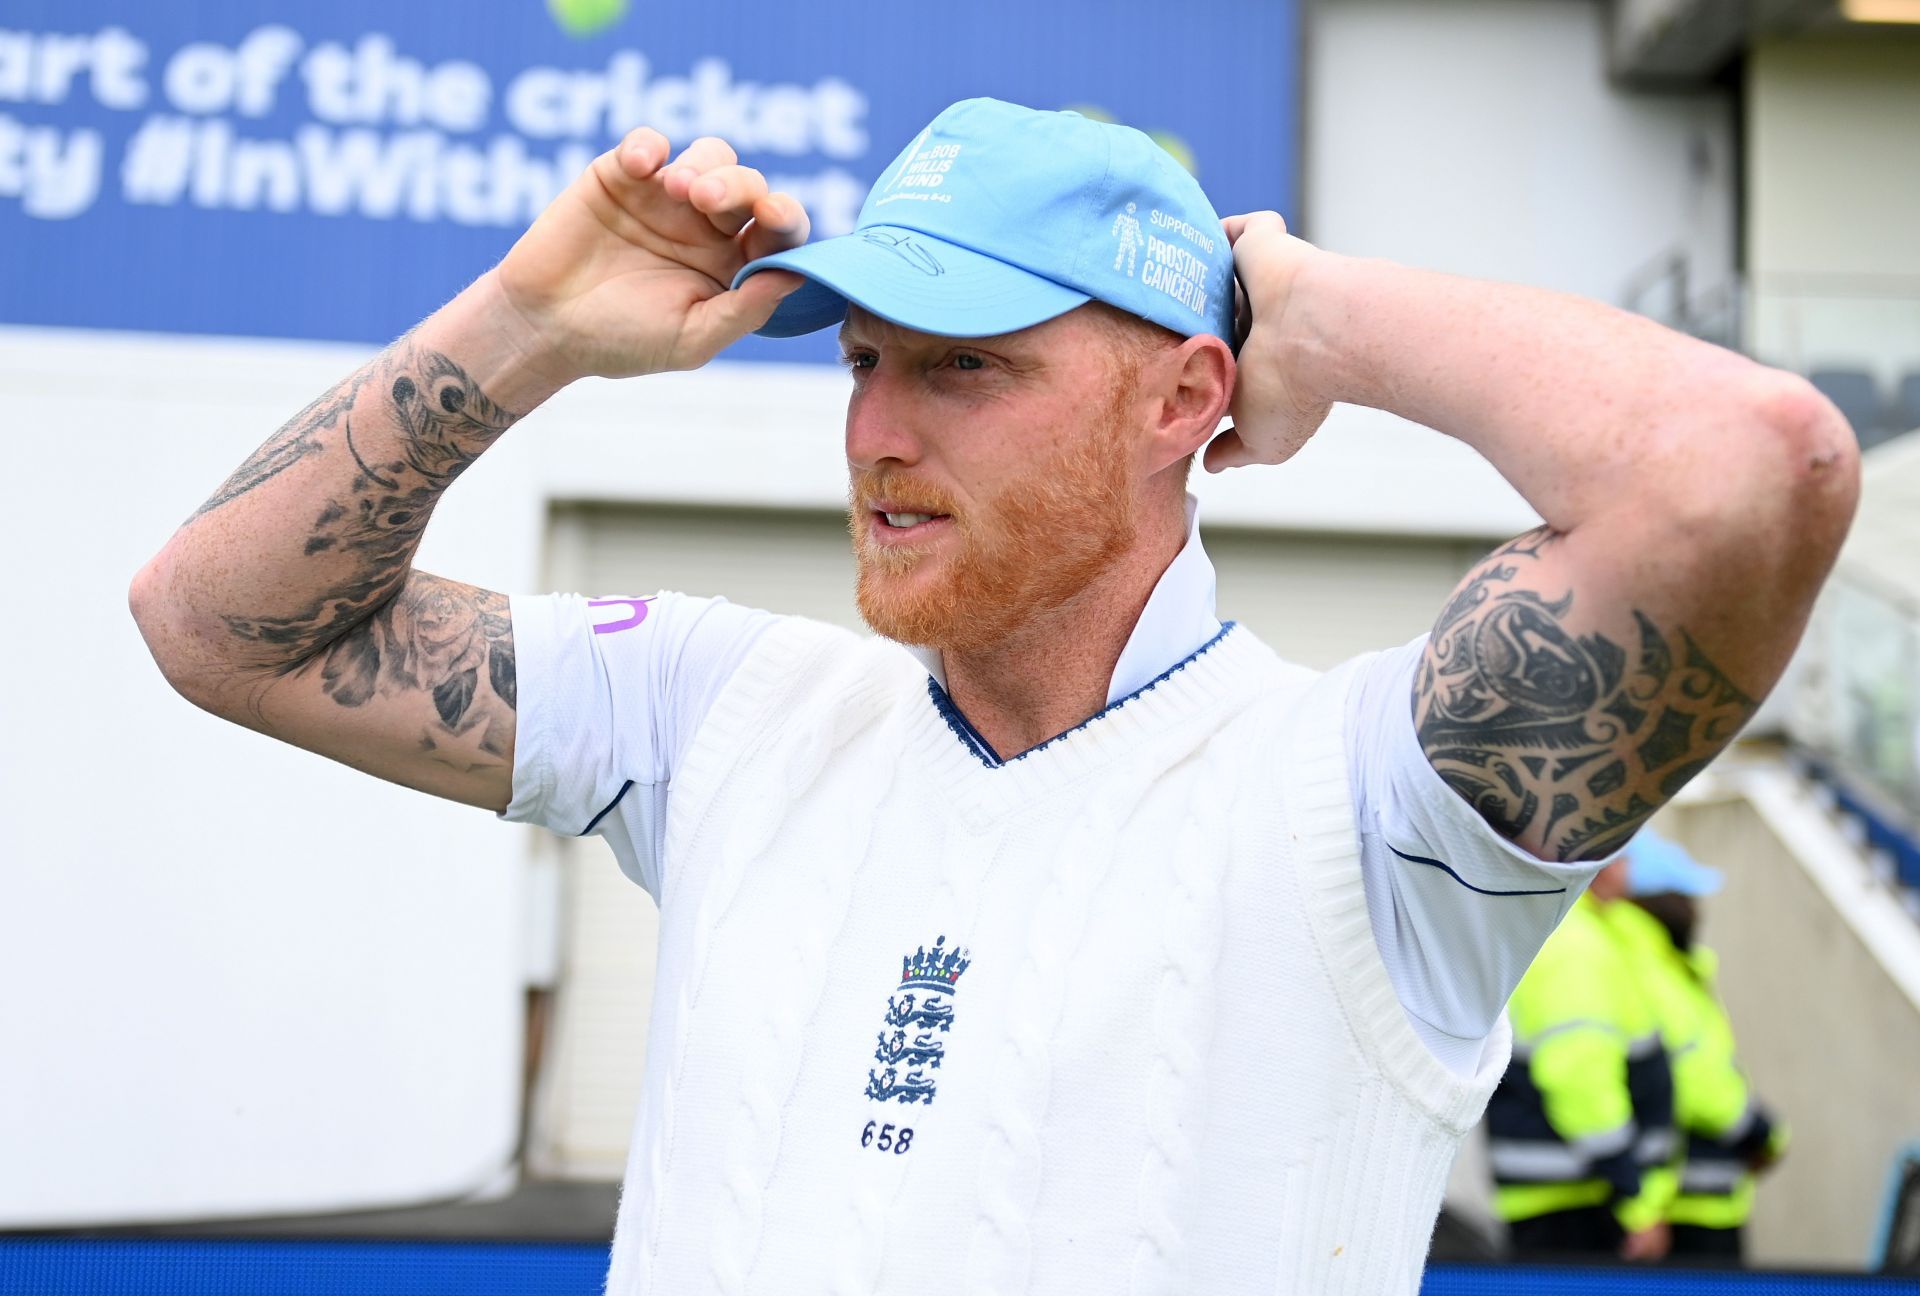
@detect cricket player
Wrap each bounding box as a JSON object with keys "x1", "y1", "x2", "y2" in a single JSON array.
[{"x1": 130, "y1": 99, "x2": 1858, "y2": 1292}]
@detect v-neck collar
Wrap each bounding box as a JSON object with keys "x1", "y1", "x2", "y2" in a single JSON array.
[
  {"x1": 902, "y1": 621, "x2": 1269, "y2": 828},
  {"x1": 927, "y1": 621, "x2": 1239, "y2": 770}
]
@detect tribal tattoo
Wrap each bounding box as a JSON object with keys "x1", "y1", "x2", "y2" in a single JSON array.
[
  {"x1": 213, "y1": 341, "x2": 521, "y2": 758},
  {"x1": 1413, "y1": 528, "x2": 1757, "y2": 862}
]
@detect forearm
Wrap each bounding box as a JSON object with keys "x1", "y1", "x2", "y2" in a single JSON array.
[
  {"x1": 131, "y1": 271, "x2": 562, "y2": 697},
  {"x1": 1282, "y1": 253, "x2": 1854, "y2": 536}
]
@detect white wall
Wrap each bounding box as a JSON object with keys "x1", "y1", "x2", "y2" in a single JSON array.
[
  {"x1": 1746, "y1": 32, "x2": 1920, "y2": 380},
  {"x1": 0, "y1": 330, "x2": 529, "y2": 1225},
  {"x1": 1307, "y1": 0, "x2": 1736, "y2": 328}
]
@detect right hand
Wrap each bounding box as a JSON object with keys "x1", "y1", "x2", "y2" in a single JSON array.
[{"x1": 493, "y1": 129, "x2": 810, "y2": 384}]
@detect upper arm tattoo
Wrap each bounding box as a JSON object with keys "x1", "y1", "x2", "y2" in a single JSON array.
[
  {"x1": 1413, "y1": 528, "x2": 1757, "y2": 862},
  {"x1": 201, "y1": 340, "x2": 521, "y2": 772}
]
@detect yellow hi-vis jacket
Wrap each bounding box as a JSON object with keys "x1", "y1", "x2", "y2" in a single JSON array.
[
  {"x1": 1488, "y1": 893, "x2": 1677, "y2": 1232},
  {"x1": 1605, "y1": 899, "x2": 1787, "y2": 1231}
]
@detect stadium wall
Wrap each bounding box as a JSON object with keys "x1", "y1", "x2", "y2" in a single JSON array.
[{"x1": 1667, "y1": 771, "x2": 1920, "y2": 1268}]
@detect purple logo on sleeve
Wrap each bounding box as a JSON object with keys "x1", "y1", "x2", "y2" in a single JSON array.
[{"x1": 588, "y1": 597, "x2": 653, "y2": 635}]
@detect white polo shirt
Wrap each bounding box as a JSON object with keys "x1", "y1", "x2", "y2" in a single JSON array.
[{"x1": 506, "y1": 499, "x2": 1605, "y2": 1076}]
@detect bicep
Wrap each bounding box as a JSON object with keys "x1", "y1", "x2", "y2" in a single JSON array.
[
  {"x1": 237, "y1": 571, "x2": 518, "y2": 812},
  {"x1": 1413, "y1": 527, "x2": 1759, "y2": 862}
]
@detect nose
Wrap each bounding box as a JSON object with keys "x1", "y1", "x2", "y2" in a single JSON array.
[{"x1": 844, "y1": 368, "x2": 923, "y2": 473}]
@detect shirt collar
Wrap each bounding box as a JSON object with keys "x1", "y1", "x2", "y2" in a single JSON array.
[{"x1": 909, "y1": 494, "x2": 1221, "y2": 707}]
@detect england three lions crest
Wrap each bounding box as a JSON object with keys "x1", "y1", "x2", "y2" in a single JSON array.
[{"x1": 864, "y1": 935, "x2": 969, "y2": 1106}]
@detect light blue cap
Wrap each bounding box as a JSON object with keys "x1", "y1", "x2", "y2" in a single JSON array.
[
  {"x1": 1625, "y1": 828, "x2": 1723, "y2": 897},
  {"x1": 733, "y1": 97, "x2": 1234, "y2": 342}
]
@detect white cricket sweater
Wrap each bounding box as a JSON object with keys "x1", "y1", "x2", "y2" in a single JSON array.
[{"x1": 601, "y1": 615, "x2": 1508, "y2": 1295}]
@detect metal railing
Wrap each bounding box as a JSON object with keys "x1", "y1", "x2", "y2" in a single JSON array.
[{"x1": 1621, "y1": 258, "x2": 1920, "y2": 447}]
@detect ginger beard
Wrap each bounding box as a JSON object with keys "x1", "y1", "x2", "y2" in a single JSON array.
[{"x1": 849, "y1": 373, "x2": 1142, "y2": 654}]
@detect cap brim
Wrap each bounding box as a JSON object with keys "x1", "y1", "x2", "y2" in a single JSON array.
[{"x1": 734, "y1": 225, "x2": 1091, "y2": 339}]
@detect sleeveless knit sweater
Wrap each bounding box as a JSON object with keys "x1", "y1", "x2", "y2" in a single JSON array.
[{"x1": 600, "y1": 618, "x2": 1508, "y2": 1295}]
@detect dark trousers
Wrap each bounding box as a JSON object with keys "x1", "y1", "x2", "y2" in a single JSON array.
[
  {"x1": 1507, "y1": 1206, "x2": 1625, "y2": 1258},
  {"x1": 1670, "y1": 1223, "x2": 1745, "y2": 1265}
]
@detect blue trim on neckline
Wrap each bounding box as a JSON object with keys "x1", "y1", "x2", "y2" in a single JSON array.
[
  {"x1": 925, "y1": 621, "x2": 1239, "y2": 771},
  {"x1": 927, "y1": 681, "x2": 1004, "y2": 767},
  {"x1": 1386, "y1": 842, "x2": 1567, "y2": 897}
]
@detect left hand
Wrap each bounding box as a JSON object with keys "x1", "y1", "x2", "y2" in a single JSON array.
[
  {"x1": 1619, "y1": 1222, "x2": 1671, "y2": 1263},
  {"x1": 1203, "y1": 210, "x2": 1335, "y2": 473}
]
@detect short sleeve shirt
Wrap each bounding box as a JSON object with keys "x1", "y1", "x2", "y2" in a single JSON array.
[{"x1": 506, "y1": 577, "x2": 1603, "y2": 1078}]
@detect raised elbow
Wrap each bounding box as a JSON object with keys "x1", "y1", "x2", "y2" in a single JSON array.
[
  {"x1": 127, "y1": 556, "x2": 163, "y2": 642},
  {"x1": 1748, "y1": 370, "x2": 1862, "y2": 551},
  {"x1": 1649, "y1": 368, "x2": 1862, "y2": 589},
  {"x1": 129, "y1": 554, "x2": 229, "y2": 715}
]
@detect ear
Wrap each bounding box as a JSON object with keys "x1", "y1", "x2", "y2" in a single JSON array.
[{"x1": 1143, "y1": 335, "x2": 1235, "y2": 475}]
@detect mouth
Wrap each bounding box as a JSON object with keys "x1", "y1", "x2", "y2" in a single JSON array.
[{"x1": 866, "y1": 500, "x2": 954, "y2": 544}]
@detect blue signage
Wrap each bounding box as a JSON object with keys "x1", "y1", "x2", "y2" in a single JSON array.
[{"x1": 0, "y1": 1, "x2": 1298, "y2": 363}]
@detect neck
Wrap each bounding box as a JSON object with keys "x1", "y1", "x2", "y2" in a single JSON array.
[{"x1": 941, "y1": 502, "x2": 1187, "y2": 757}]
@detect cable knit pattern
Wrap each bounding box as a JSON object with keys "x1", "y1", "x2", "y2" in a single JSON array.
[
  {"x1": 611, "y1": 621, "x2": 895, "y2": 1294},
  {"x1": 1128, "y1": 745, "x2": 1232, "y2": 1296},
  {"x1": 964, "y1": 783, "x2": 1133, "y2": 1295},
  {"x1": 708, "y1": 697, "x2": 904, "y2": 1292},
  {"x1": 600, "y1": 623, "x2": 1504, "y2": 1296}
]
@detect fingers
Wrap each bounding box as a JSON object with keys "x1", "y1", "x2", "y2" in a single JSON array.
[
  {"x1": 1223, "y1": 210, "x2": 1286, "y2": 246},
  {"x1": 657, "y1": 136, "x2": 740, "y2": 202},
  {"x1": 685, "y1": 164, "x2": 772, "y2": 236},
  {"x1": 588, "y1": 127, "x2": 670, "y2": 210},
  {"x1": 593, "y1": 129, "x2": 807, "y2": 259},
  {"x1": 671, "y1": 135, "x2": 739, "y2": 169},
  {"x1": 682, "y1": 269, "x2": 806, "y2": 357},
  {"x1": 613, "y1": 127, "x2": 670, "y2": 181},
  {"x1": 739, "y1": 191, "x2": 811, "y2": 262},
  {"x1": 663, "y1": 144, "x2": 806, "y2": 254},
  {"x1": 1201, "y1": 426, "x2": 1256, "y2": 474}
]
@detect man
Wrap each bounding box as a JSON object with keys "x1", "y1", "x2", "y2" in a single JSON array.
[
  {"x1": 1487, "y1": 856, "x2": 1679, "y2": 1261},
  {"x1": 1609, "y1": 831, "x2": 1787, "y2": 1264},
  {"x1": 129, "y1": 98, "x2": 1857, "y2": 1292}
]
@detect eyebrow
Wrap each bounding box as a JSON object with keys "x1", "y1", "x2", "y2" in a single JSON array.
[
  {"x1": 838, "y1": 317, "x2": 1026, "y2": 352},
  {"x1": 839, "y1": 314, "x2": 913, "y2": 348}
]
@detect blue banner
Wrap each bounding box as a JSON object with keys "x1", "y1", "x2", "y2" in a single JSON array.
[{"x1": 0, "y1": 1, "x2": 1298, "y2": 363}]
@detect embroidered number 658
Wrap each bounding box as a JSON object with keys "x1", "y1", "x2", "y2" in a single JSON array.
[{"x1": 859, "y1": 1121, "x2": 914, "y2": 1154}]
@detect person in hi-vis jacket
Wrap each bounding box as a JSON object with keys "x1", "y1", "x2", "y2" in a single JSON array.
[
  {"x1": 1609, "y1": 831, "x2": 1786, "y2": 1265},
  {"x1": 1489, "y1": 855, "x2": 1678, "y2": 1261}
]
